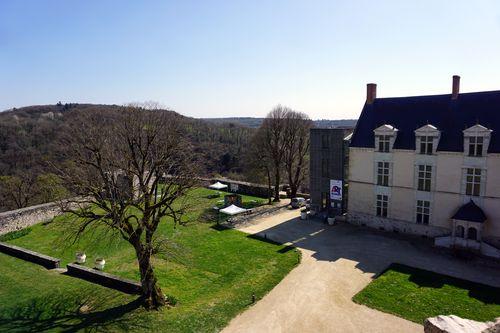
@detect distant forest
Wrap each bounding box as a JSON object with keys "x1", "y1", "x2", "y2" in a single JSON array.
[
  {"x1": 202, "y1": 117, "x2": 357, "y2": 129},
  {"x1": 0, "y1": 103, "x2": 356, "y2": 212}
]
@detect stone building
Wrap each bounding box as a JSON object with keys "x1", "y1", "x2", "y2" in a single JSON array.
[
  {"x1": 347, "y1": 76, "x2": 500, "y2": 258},
  {"x1": 309, "y1": 128, "x2": 351, "y2": 216}
]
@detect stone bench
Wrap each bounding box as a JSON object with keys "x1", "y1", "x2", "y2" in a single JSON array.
[
  {"x1": 66, "y1": 263, "x2": 142, "y2": 294},
  {"x1": 0, "y1": 241, "x2": 60, "y2": 269}
]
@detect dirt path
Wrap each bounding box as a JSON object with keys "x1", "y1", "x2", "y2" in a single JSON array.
[{"x1": 223, "y1": 209, "x2": 500, "y2": 333}]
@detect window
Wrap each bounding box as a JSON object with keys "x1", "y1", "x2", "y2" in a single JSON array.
[
  {"x1": 468, "y1": 137, "x2": 483, "y2": 157},
  {"x1": 378, "y1": 135, "x2": 391, "y2": 152},
  {"x1": 419, "y1": 136, "x2": 434, "y2": 155},
  {"x1": 417, "y1": 165, "x2": 432, "y2": 192},
  {"x1": 416, "y1": 200, "x2": 430, "y2": 225},
  {"x1": 377, "y1": 162, "x2": 389, "y2": 186},
  {"x1": 321, "y1": 134, "x2": 329, "y2": 149},
  {"x1": 321, "y1": 158, "x2": 329, "y2": 177},
  {"x1": 376, "y1": 194, "x2": 388, "y2": 217},
  {"x1": 456, "y1": 225, "x2": 464, "y2": 238},
  {"x1": 466, "y1": 168, "x2": 481, "y2": 196}
]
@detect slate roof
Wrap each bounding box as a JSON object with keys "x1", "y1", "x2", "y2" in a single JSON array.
[
  {"x1": 452, "y1": 200, "x2": 487, "y2": 223},
  {"x1": 350, "y1": 90, "x2": 500, "y2": 152}
]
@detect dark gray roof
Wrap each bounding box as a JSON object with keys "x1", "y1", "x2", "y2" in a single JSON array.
[
  {"x1": 350, "y1": 90, "x2": 500, "y2": 152},
  {"x1": 452, "y1": 200, "x2": 487, "y2": 223}
]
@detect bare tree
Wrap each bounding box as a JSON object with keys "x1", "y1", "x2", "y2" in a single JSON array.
[
  {"x1": 258, "y1": 105, "x2": 290, "y2": 201},
  {"x1": 283, "y1": 111, "x2": 313, "y2": 198},
  {"x1": 56, "y1": 104, "x2": 197, "y2": 309},
  {"x1": 0, "y1": 172, "x2": 37, "y2": 209},
  {"x1": 247, "y1": 131, "x2": 274, "y2": 204}
]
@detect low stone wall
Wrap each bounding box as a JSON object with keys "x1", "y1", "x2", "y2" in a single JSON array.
[
  {"x1": 224, "y1": 200, "x2": 291, "y2": 228},
  {"x1": 347, "y1": 211, "x2": 450, "y2": 238},
  {"x1": 0, "y1": 202, "x2": 63, "y2": 236},
  {"x1": 213, "y1": 178, "x2": 273, "y2": 198},
  {"x1": 66, "y1": 263, "x2": 142, "y2": 294},
  {"x1": 0, "y1": 241, "x2": 60, "y2": 269}
]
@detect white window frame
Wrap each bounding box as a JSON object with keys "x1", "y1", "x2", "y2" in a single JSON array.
[
  {"x1": 417, "y1": 165, "x2": 432, "y2": 192},
  {"x1": 463, "y1": 125, "x2": 492, "y2": 157},
  {"x1": 376, "y1": 194, "x2": 388, "y2": 218},
  {"x1": 376, "y1": 161, "x2": 390, "y2": 186},
  {"x1": 374, "y1": 125, "x2": 398, "y2": 153},
  {"x1": 416, "y1": 200, "x2": 431, "y2": 225},
  {"x1": 414, "y1": 124, "x2": 440, "y2": 155},
  {"x1": 465, "y1": 168, "x2": 482, "y2": 197},
  {"x1": 468, "y1": 136, "x2": 484, "y2": 157}
]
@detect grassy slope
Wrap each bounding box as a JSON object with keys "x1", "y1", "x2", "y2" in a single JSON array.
[
  {"x1": 353, "y1": 263, "x2": 500, "y2": 324},
  {"x1": 0, "y1": 188, "x2": 300, "y2": 332}
]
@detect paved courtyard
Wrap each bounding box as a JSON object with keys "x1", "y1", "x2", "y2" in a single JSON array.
[{"x1": 223, "y1": 209, "x2": 500, "y2": 333}]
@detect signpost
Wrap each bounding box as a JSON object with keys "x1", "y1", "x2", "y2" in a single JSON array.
[{"x1": 330, "y1": 179, "x2": 343, "y2": 201}]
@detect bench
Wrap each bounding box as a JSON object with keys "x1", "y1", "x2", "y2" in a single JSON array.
[{"x1": 0, "y1": 241, "x2": 60, "y2": 269}]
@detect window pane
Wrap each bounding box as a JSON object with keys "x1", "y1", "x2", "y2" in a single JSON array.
[{"x1": 466, "y1": 183, "x2": 472, "y2": 195}]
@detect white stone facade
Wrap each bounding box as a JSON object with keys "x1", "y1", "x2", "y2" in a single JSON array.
[{"x1": 347, "y1": 146, "x2": 500, "y2": 245}]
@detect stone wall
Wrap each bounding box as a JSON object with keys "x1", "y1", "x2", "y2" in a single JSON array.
[
  {"x1": 0, "y1": 202, "x2": 63, "y2": 235},
  {"x1": 347, "y1": 211, "x2": 450, "y2": 238}
]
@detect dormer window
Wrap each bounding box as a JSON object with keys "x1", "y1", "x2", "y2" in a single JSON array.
[
  {"x1": 378, "y1": 135, "x2": 391, "y2": 152},
  {"x1": 414, "y1": 125, "x2": 440, "y2": 155},
  {"x1": 468, "y1": 137, "x2": 483, "y2": 157},
  {"x1": 374, "y1": 125, "x2": 398, "y2": 153},
  {"x1": 420, "y1": 136, "x2": 434, "y2": 155},
  {"x1": 463, "y1": 124, "x2": 492, "y2": 157}
]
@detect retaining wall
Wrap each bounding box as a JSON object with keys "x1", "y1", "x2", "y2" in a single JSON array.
[{"x1": 0, "y1": 202, "x2": 62, "y2": 235}]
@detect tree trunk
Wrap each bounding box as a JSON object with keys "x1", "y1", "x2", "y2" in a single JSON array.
[
  {"x1": 266, "y1": 168, "x2": 272, "y2": 205},
  {"x1": 273, "y1": 166, "x2": 280, "y2": 202},
  {"x1": 135, "y1": 245, "x2": 166, "y2": 309}
]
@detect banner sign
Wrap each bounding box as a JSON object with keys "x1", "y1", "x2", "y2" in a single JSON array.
[{"x1": 330, "y1": 179, "x2": 343, "y2": 201}]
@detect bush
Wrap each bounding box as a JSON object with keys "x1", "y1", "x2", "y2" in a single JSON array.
[{"x1": 0, "y1": 228, "x2": 32, "y2": 242}]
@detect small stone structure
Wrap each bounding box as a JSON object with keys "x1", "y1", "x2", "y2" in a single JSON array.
[
  {"x1": 0, "y1": 202, "x2": 63, "y2": 235},
  {"x1": 424, "y1": 315, "x2": 500, "y2": 333}
]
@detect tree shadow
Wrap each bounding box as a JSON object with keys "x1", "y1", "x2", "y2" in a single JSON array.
[
  {"x1": 0, "y1": 290, "x2": 149, "y2": 332},
  {"x1": 244, "y1": 215, "x2": 500, "y2": 290},
  {"x1": 387, "y1": 263, "x2": 500, "y2": 304}
]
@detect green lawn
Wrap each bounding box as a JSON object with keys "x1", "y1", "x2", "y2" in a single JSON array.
[
  {"x1": 353, "y1": 263, "x2": 500, "y2": 324},
  {"x1": 0, "y1": 188, "x2": 299, "y2": 332}
]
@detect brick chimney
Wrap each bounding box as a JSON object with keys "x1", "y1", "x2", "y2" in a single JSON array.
[
  {"x1": 367, "y1": 83, "x2": 377, "y2": 104},
  {"x1": 452, "y1": 75, "x2": 460, "y2": 100}
]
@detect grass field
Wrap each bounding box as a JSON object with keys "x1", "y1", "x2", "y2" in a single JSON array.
[
  {"x1": 0, "y1": 188, "x2": 300, "y2": 332},
  {"x1": 353, "y1": 263, "x2": 500, "y2": 324}
]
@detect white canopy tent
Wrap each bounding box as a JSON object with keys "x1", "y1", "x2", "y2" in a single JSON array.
[
  {"x1": 219, "y1": 204, "x2": 247, "y2": 216},
  {"x1": 209, "y1": 181, "x2": 228, "y2": 190}
]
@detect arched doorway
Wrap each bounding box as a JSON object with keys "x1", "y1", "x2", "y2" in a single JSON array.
[
  {"x1": 467, "y1": 227, "x2": 477, "y2": 241},
  {"x1": 455, "y1": 225, "x2": 465, "y2": 238}
]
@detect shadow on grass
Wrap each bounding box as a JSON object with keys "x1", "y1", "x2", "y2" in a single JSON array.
[
  {"x1": 0, "y1": 290, "x2": 149, "y2": 333},
  {"x1": 246, "y1": 234, "x2": 295, "y2": 254},
  {"x1": 387, "y1": 263, "x2": 500, "y2": 305}
]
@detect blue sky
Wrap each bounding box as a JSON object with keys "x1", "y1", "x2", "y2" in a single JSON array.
[{"x1": 1, "y1": 1, "x2": 500, "y2": 119}]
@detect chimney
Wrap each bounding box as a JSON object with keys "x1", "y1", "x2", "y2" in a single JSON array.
[
  {"x1": 367, "y1": 83, "x2": 377, "y2": 104},
  {"x1": 452, "y1": 75, "x2": 460, "y2": 99}
]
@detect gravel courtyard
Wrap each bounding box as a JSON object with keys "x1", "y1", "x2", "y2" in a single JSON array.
[{"x1": 223, "y1": 209, "x2": 500, "y2": 333}]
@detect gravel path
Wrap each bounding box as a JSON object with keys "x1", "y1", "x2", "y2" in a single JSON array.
[{"x1": 223, "y1": 209, "x2": 500, "y2": 333}]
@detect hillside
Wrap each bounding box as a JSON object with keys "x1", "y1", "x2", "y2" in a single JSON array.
[
  {"x1": 202, "y1": 117, "x2": 357, "y2": 129},
  {"x1": 0, "y1": 104, "x2": 254, "y2": 178}
]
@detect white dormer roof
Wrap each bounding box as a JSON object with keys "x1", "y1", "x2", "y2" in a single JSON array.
[
  {"x1": 463, "y1": 124, "x2": 493, "y2": 136},
  {"x1": 373, "y1": 124, "x2": 398, "y2": 134},
  {"x1": 415, "y1": 124, "x2": 439, "y2": 135}
]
